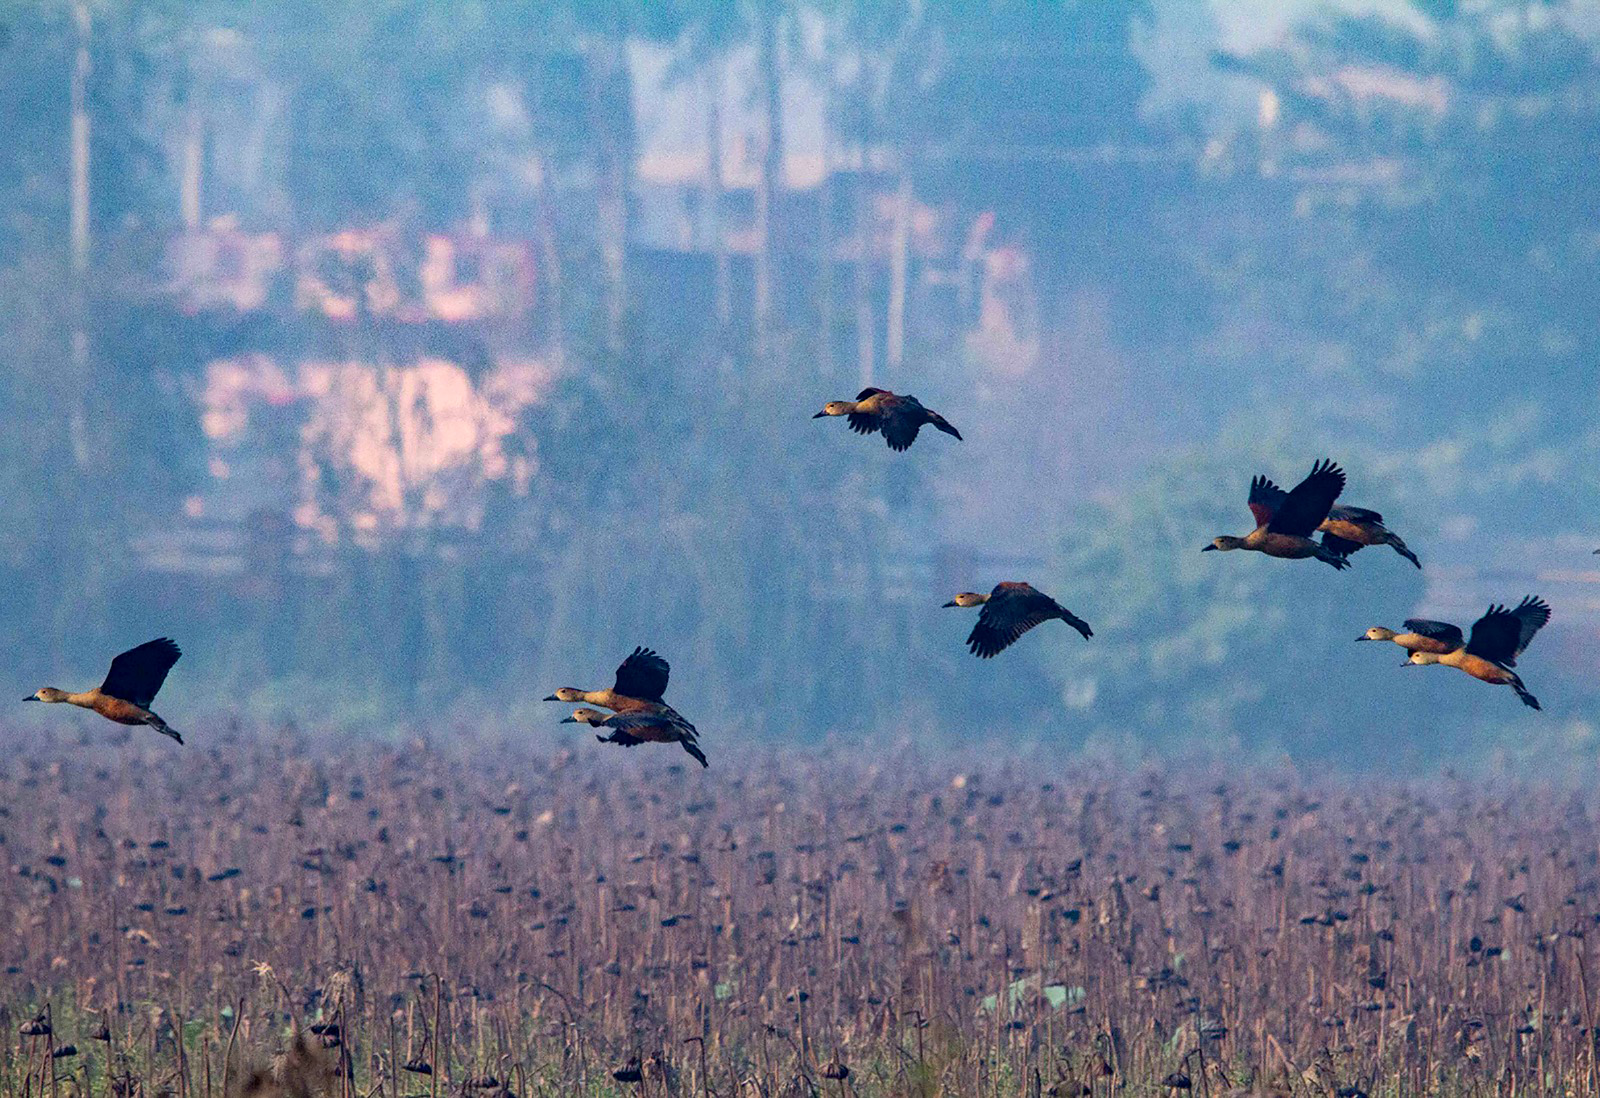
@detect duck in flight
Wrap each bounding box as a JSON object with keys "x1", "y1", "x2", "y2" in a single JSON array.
[
  {"x1": 944, "y1": 582, "x2": 1092, "y2": 658},
  {"x1": 24, "y1": 638, "x2": 184, "y2": 744},
  {"x1": 563, "y1": 708, "x2": 709, "y2": 768},
  {"x1": 1203, "y1": 460, "x2": 1351, "y2": 569},
  {"x1": 1250, "y1": 479, "x2": 1419, "y2": 568},
  {"x1": 812, "y1": 388, "x2": 962, "y2": 452},
  {"x1": 1402, "y1": 597, "x2": 1551, "y2": 710},
  {"x1": 1357, "y1": 620, "x2": 1462, "y2": 655},
  {"x1": 544, "y1": 646, "x2": 671, "y2": 713},
  {"x1": 546, "y1": 647, "x2": 707, "y2": 765}
]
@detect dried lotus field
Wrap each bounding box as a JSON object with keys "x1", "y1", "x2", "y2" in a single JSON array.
[{"x1": 3, "y1": 729, "x2": 1600, "y2": 1097}]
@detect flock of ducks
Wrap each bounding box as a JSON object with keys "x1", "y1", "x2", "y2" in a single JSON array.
[{"x1": 22, "y1": 387, "x2": 1557, "y2": 762}]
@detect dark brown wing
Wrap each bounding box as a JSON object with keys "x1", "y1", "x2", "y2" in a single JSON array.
[
  {"x1": 879, "y1": 405, "x2": 924, "y2": 451},
  {"x1": 1402, "y1": 619, "x2": 1465, "y2": 649},
  {"x1": 846, "y1": 409, "x2": 880, "y2": 436},
  {"x1": 1464, "y1": 596, "x2": 1549, "y2": 666},
  {"x1": 100, "y1": 638, "x2": 181, "y2": 709},
  {"x1": 849, "y1": 388, "x2": 893, "y2": 434},
  {"x1": 1509, "y1": 596, "x2": 1552, "y2": 659},
  {"x1": 1266, "y1": 460, "x2": 1345, "y2": 536},
  {"x1": 1464, "y1": 597, "x2": 1549, "y2": 666},
  {"x1": 612, "y1": 647, "x2": 669, "y2": 702},
  {"x1": 1248, "y1": 476, "x2": 1286, "y2": 528},
  {"x1": 966, "y1": 585, "x2": 1063, "y2": 658},
  {"x1": 604, "y1": 710, "x2": 708, "y2": 767},
  {"x1": 1319, "y1": 532, "x2": 1364, "y2": 560},
  {"x1": 1327, "y1": 503, "x2": 1383, "y2": 525}
]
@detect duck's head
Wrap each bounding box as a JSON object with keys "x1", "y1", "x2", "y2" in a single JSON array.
[
  {"x1": 1358, "y1": 626, "x2": 1396, "y2": 642},
  {"x1": 23, "y1": 688, "x2": 67, "y2": 703},
  {"x1": 561, "y1": 708, "x2": 607, "y2": 726},
  {"x1": 1202, "y1": 536, "x2": 1245, "y2": 553},
  {"x1": 1404, "y1": 651, "x2": 1442, "y2": 667},
  {"x1": 543, "y1": 687, "x2": 586, "y2": 703},
  {"x1": 942, "y1": 592, "x2": 989, "y2": 608},
  {"x1": 812, "y1": 401, "x2": 853, "y2": 419}
]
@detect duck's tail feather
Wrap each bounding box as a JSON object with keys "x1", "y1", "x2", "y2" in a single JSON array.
[
  {"x1": 1387, "y1": 534, "x2": 1421, "y2": 569},
  {"x1": 1511, "y1": 675, "x2": 1541, "y2": 711},
  {"x1": 1059, "y1": 609, "x2": 1093, "y2": 640},
  {"x1": 147, "y1": 716, "x2": 183, "y2": 745},
  {"x1": 681, "y1": 738, "x2": 709, "y2": 768}
]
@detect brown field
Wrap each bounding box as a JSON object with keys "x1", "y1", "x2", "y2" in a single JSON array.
[{"x1": 2, "y1": 728, "x2": 1598, "y2": 1096}]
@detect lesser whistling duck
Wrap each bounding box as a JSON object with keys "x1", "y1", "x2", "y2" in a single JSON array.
[
  {"x1": 1203, "y1": 460, "x2": 1351, "y2": 569},
  {"x1": 812, "y1": 388, "x2": 962, "y2": 452},
  {"x1": 1251, "y1": 479, "x2": 1419, "y2": 568},
  {"x1": 563, "y1": 707, "x2": 709, "y2": 768},
  {"x1": 1403, "y1": 596, "x2": 1550, "y2": 710},
  {"x1": 1357, "y1": 620, "x2": 1463, "y2": 655},
  {"x1": 544, "y1": 646, "x2": 670, "y2": 714},
  {"x1": 25, "y1": 638, "x2": 184, "y2": 744},
  {"x1": 943, "y1": 582, "x2": 1093, "y2": 658}
]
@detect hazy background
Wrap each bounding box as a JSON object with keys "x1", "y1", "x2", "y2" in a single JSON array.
[{"x1": 2, "y1": 0, "x2": 1596, "y2": 767}]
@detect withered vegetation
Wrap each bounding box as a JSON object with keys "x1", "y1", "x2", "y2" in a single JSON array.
[{"x1": 2, "y1": 729, "x2": 1597, "y2": 1096}]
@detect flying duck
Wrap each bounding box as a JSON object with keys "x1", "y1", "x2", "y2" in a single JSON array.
[
  {"x1": 563, "y1": 707, "x2": 709, "y2": 768},
  {"x1": 1203, "y1": 460, "x2": 1351, "y2": 569},
  {"x1": 943, "y1": 582, "x2": 1092, "y2": 658},
  {"x1": 812, "y1": 388, "x2": 962, "y2": 452},
  {"x1": 1403, "y1": 597, "x2": 1551, "y2": 710},
  {"x1": 1357, "y1": 621, "x2": 1462, "y2": 655},
  {"x1": 25, "y1": 638, "x2": 184, "y2": 744},
  {"x1": 544, "y1": 646, "x2": 670, "y2": 713},
  {"x1": 1249, "y1": 479, "x2": 1419, "y2": 568}
]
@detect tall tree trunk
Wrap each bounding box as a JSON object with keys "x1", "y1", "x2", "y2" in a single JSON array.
[
  {"x1": 534, "y1": 155, "x2": 566, "y2": 365},
  {"x1": 817, "y1": 170, "x2": 835, "y2": 380},
  {"x1": 704, "y1": 58, "x2": 731, "y2": 375},
  {"x1": 587, "y1": 38, "x2": 631, "y2": 362},
  {"x1": 69, "y1": 0, "x2": 92, "y2": 470},
  {"x1": 181, "y1": 106, "x2": 203, "y2": 230},
  {"x1": 886, "y1": 167, "x2": 911, "y2": 372},
  {"x1": 753, "y1": 0, "x2": 783, "y2": 365},
  {"x1": 854, "y1": 170, "x2": 874, "y2": 390}
]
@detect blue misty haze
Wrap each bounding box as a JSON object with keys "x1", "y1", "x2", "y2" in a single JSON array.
[{"x1": 0, "y1": 0, "x2": 1595, "y2": 768}]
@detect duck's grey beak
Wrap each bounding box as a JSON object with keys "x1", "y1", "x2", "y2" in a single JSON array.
[
  {"x1": 22, "y1": 695, "x2": 36, "y2": 701},
  {"x1": 942, "y1": 600, "x2": 958, "y2": 608},
  {"x1": 1355, "y1": 635, "x2": 1371, "y2": 642},
  {"x1": 1200, "y1": 545, "x2": 1217, "y2": 552},
  {"x1": 560, "y1": 716, "x2": 578, "y2": 724},
  {"x1": 542, "y1": 694, "x2": 558, "y2": 701},
  {"x1": 812, "y1": 411, "x2": 827, "y2": 419},
  {"x1": 1399, "y1": 661, "x2": 1415, "y2": 668}
]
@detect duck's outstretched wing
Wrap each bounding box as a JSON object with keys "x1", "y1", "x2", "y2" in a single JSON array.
[
  {"x1": 1327, "y1": 503, "x2": 1383, "y2": 525},
  {"x1": 601, "y1": 711, "x2": 709, "y2": 768},
  {"x1": 1319, "y1": 532, "x2": 1364, "y2": 561},
  {"x1": 847, "y1": 411, "x2": 880, "y2": 436},
  {"x1": 100, "y1": 638, "x2": 181, "y2": 709},
  {"x1": 1465, "y1": 597, "x2": 1550, "y2": 666},
  {"x1": 612, "y1": 647, "x2": 669, "y2": 702},
  {"x1": 1247, "y1": 476, "x2": 1285, "y2": 528},
  {"x1": 1402, "y1": 619, "x2": 1465, "y2": 650},
  {"x1": 966, "y1": 585, "x2": 1062, "y2": 658},
  {"x1": 1266, "y1": 459, "x2": 1345, "y2": 537},
  {"x1": 879, "y1": 405, "x2": 924, "y2": 451}
]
